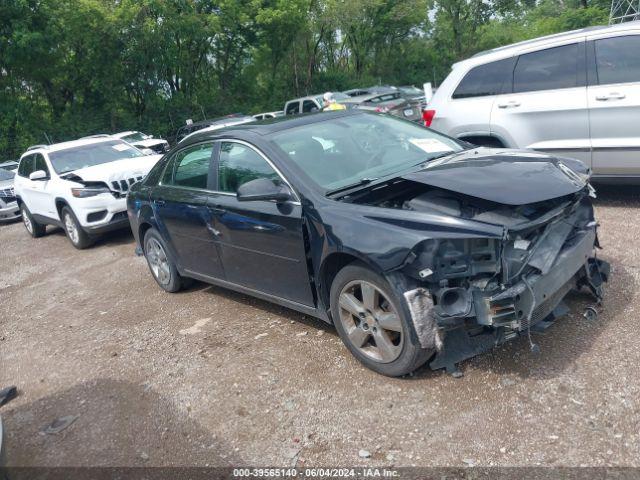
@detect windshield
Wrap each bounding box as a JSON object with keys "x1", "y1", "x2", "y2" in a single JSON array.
[
  {"x1": 270, "y1": 113, "x2": 465, "y2": 191},
  {"x1": 0, "y1": 169, "x2": 15, "y2": 181},
  {"x1": 122, "y1": 132, "x2": 147, "y2": 142},
  {"x1": 49, "y1": 140, "x2": 145, "y2": 174}
]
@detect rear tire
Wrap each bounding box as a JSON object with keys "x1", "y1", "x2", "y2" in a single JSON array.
[
  {"x1": 330, "y1": 262, "x2": 433, "y2": 377},
  {"x1": 143, "y1": 228, "x2": 187, "y2": 293},
  {"x1": 61, "y1": 206, "x2": 94, "y2": 249},
  {"x1": 20, "y1": 204, "x2": 46, "y2": 238}
]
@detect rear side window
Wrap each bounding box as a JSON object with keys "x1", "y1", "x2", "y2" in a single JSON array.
[
  {"x1": 594, "y1": 36, "x2": 640, "y2": 85},
  {"x1": 218, "y1": 142, "x2": 279, "y2": 193},
  {"x1": 452, "y1": 58, "x2": 514, "y2": 99},
  {"x1": 302, "y1": 100, "x2": 318, "y2": 113},
  {"x1": 285, "y1": 102, "x2": 299, "y2": 115},
  {"x1": 513, "y1": 44, "x2": 579, "y2": 93},
  {"x1": 17, "y1": 155, "x2": 34, "y2": 177},
  {"x1": 162, "y1": 142, "x2": 214, "y2": 189}
]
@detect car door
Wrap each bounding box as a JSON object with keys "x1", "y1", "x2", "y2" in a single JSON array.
[
  {"x1": 151, "y1": 141, "x2": 224, "y2": 278},
  {"x1": 586, "y1": 32, "x2": 640, "y2": 176},
  {"x1": 27, "y1": 154, "x2": 57, "y2": 218},
  {"x1": 490, "y1": 41, "x2": 591, "y2": 167},
  {"x1": 208, "y1": 140, "x2": 315, "y2": 306},
  {"x1": 16, "y1": 154, "x2": 43, "y2": 216}
]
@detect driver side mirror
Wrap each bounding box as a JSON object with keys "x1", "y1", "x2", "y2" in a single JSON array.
[
  {"x1": 29, "y1": 170, "x2": 48, "y2": 181},
  {"x1": 237, "y1": 178, "x2": 292, "y2": 203}
]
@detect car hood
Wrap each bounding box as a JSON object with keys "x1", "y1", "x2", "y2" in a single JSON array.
[
  {"x1": 401, "y1": 148, "x2": 589, "y2": 206},
  {"x1": 61, "y1": 155, "x2": 163, "y2": 184},
  {"x1": 0, "y1": 178, "x2": 14, "y2": 189}
]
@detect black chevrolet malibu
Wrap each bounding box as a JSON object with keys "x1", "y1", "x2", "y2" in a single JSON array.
[{"x1": 127, "y1": 110, "x2": 609, "y2": 377}]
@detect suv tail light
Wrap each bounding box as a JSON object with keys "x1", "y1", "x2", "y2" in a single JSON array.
[{"x1": 422, "y1": 109, "x2": 436, "y2": 127}]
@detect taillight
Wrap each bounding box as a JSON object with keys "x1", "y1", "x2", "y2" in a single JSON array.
[
  {"x1": 422, "y1": 109, "x2": 436, "y2": 127},
  {"x1": 376, "y1": 106, "x2": 390, "y2": 113}
]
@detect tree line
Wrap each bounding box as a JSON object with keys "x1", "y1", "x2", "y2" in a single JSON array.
[{"x1": 0, "y1": 0, "x2": 609, "y2": 158}]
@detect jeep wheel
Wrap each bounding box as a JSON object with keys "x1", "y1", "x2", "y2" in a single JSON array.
[
  {"x1": 61, "y1": 207, "x2": 93, "y2": 249},
  {"x1": 330, "y1": 263, "x2": 433, "y2": 377},
  {"x1": 20, "y1": 204, "x2": 46, "y2": 238},
  {"x1": 143, "y1": 228, "x2": 189, "y2": 292}
]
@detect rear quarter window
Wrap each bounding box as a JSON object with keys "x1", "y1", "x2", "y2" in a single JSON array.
[{"x1": 452, "y1": 58, "x2": 514, "y2": 99}]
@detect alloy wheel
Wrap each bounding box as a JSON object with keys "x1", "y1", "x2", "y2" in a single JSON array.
[
  {"x1": 64, "y1": 213, "x2": 79, "y2": 245},
  {"x1": 146, "y1": 237, "x2": 171, "y2": 286},
  {"x1": 338, "y1": 280, "x2": 404, "y2": 363}
]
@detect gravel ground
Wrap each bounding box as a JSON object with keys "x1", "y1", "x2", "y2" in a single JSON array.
[{"x1": 0, "y1": 185, "x2": 639, "y2": 468}]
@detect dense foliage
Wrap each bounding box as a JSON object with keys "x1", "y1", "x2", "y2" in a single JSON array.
[{"x1": 0, "y1": 0, "x2": 609, "y2": 157}]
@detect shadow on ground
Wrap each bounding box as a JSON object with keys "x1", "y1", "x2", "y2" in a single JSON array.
[{"x1": 2, "y1": 378, "x2": 240, "y2": 468}]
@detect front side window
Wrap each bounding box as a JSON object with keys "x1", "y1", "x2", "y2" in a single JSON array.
[
  {"x1": 594, "y1": 35, "x2": 640, "y2": 85},
  {"x1": 302, "y1": 100, "x2": 319, "y2": 113},
  {"x1": 34, "y1": 154, "x2": 49, "y2": 176},
  {"x1": 270, "y1": 113, "x2": 465, "y2": 191},
  {"x1": 18, "y1": 155, "x2": 34, "y2": 177},
  {"x1": 48, "y1": 140, "x2": 144, "y2": 174},
  {"x1": 513, "y1": 43, "x2": 579, "y2": 93},
  {"x1": 218, "y1": 142, "x2": 279, "y2": 193},
  {"x1": 162, "y1": 142, "x2": 214, "y2": 189},
  {"x1": 452, "y1": 58, "x2": 514, "y2": 99}
]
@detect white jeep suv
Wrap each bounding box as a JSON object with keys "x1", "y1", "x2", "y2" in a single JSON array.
[
  {"x1": 426, "y1": 21, "x2": 640, "y2": 180},
  {"x1": 14, "y1": 136, "x2": 163, "y2": 248}
]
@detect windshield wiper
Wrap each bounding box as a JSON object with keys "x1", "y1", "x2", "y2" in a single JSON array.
[{"x1": 326, "y1": 177, "x2": 378, "y2": 197}]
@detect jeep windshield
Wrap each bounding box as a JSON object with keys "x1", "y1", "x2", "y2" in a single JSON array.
[
  {"x1": 50, "y1": 140, "x2": 145, "y2": 174},
  {"x1": 270, "y1": 113, "x2": 464, "y2": 193},
  {"x1": 121, "y1": 132, "x2": 148, "y2": 142}
]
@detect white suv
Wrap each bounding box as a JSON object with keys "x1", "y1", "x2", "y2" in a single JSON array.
[
  {"x1": 426, "y1": 21, "x2": 640, "y2": 180},
  {"x1": 14, "y1": 136, "x2": 162, "y2": 248}
]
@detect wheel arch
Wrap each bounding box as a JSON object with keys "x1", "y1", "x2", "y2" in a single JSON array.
[
  {"x1": 458, "y1": 134, "x2": 506, "y2": 148},
  {"x1": 318, "y1": 250, "x2": 385, "y2": 321},
  {"x1": 54, "y1": 197, "x2": 71, "y2": 218}
]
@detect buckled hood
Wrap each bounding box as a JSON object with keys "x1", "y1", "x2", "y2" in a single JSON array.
[
  {"x1": 401, "y1": 148, "x2": 590, "y2": 205},
  {"x1": 61, "y1": 155, "x2": 162, "y2": 184}
]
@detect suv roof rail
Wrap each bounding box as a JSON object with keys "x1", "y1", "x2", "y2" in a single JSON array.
[
  {"x1": 79, "y1": 134, "x2": 112, "y2": 140},
  {"x1": 26, "y1": 144, "x2": 49, "y2": 151}
]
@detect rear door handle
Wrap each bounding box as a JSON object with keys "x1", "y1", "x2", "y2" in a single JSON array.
[
  {"x1": 595, "y1": 92, "x2": 626, "y2": 101},
  {"x1": 155, "y1": 199, "x2": 166, "y2": 206},
  {"x1": 497, "y1": 101, "x2": 521, "y2": 109}
]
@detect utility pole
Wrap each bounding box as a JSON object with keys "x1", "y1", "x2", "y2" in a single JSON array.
[{"x1": 609, "y1": 0, "x2": 640, "y2": 23}]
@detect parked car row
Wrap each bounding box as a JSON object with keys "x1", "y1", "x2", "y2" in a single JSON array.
[{"x1": 426, "y1": 20, "x2": 640, "y2": 180}]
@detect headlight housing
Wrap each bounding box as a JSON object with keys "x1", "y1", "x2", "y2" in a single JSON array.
[{"x1": 71, "y1": 186, "x2": 112, "y2": 198}]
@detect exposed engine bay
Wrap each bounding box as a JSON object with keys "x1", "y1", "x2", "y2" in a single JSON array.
[{"x1": 340, "y1": 179, "x2": 610, "y2": 374}]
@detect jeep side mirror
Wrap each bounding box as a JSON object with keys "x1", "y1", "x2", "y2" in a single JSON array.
[
  {"x1": 237, "y1": 178, "x2": 292, "y2": 203},
  {"x1": 29, "y1": 170, "x2": 48, "y2": 181}
]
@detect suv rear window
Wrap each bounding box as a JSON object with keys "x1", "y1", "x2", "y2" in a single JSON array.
[
  {"x1": 452, "y1": 58, "x2": 514, "y2": 99},
  {"x1": 285, "y1": 102, "x2": 299, "y2": 115},
  {"x1": 594, "y1": 35, "x2": 640, "y2": 85},
  {"x1": 513, "y1": 43, "x2": 579, "y2": 93}
]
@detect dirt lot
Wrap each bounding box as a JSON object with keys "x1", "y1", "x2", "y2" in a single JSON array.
[{"x1": 1, "y1": 185, "x2": 639, "y2": 468}]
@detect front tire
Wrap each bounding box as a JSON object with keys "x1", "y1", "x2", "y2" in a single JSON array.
[
  {"x1": 143, "y1": 228, "x2": 187, "y2": 293},
  {"x1": 20, "y1": 204, "x2": 46, "y2": 238},
  {"x1": 330, "y1": 263, "x2": 433, "y2": 377},
  {"x1": 61, "y1": 206, "x2": 93, "y2": 249}
]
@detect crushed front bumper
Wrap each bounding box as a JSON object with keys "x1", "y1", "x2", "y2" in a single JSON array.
[{"x1": 429, "y1": 224, "x2": 610, "y2": 374}]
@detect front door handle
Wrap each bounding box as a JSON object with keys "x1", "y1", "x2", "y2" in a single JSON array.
[
  {"x1": 595, "y1": 92, "x2": 626, "y2": 101},
  {"x1": 155, "y1": 199, "x2": 166, "y2": 206},
  {"x1": 497, "y1": 101, "x2": 521, "y2": 109},
  {"x1": 206, "y1": 224, "x2": 222, "y2": 237}
]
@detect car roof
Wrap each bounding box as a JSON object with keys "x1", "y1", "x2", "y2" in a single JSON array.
[
  {"x1": 461, "y1": 21, "x2": 640, "y2": 66},
  {"x1": 286, "y1": 95, "x2": 323, "y2": 103},
  {"x1": 181, "y1": 109, "x2": 364, "y2": 144},
  {"x1": 21, "y1": 137, "x2": 122, "y2": 157}
]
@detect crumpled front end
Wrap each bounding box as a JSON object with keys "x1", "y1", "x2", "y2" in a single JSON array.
[{"x1": 399, "y1": 190, "x2": 609, "y2": 373}]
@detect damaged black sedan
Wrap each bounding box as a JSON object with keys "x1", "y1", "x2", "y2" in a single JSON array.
[{"x1": 127, "y1": 110, "x2": 609, "y2": 377}]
